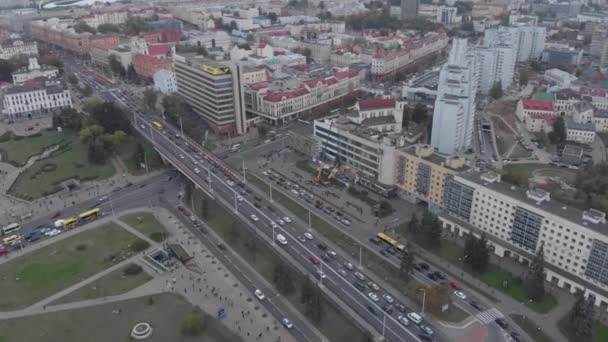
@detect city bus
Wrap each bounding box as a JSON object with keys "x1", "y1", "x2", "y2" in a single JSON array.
[
  {"x1": 63, "y1": 217, "x2": 79, "y2": 229},
  {"x1": 3, "y1": 234, "x2": 21, "y2": 246},
  {"x1": 79, "y1": 208, "x2": 101, "y2": 221},
  {"x1": 152, "y1": 120, "x2": 164, "y2": 130},
  {"x1": 2, "y1": 223, "x2": 21, "y2": 236},
  {"x1": 377, "y1": 232, "x2": 406, "y2": 253}
]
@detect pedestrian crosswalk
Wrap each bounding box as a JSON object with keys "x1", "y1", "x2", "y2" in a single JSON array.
[{"x1": 476, "y1": 307, "x2": 504, "y2": 324}]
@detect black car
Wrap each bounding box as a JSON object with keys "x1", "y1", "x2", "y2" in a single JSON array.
[
  {"x1": 495, "y1": 318, "x2": 508, "y2": 329},
  {"x1": 380, "y1": 249, "x2": 389, "y2": 257},
  {"x1": 469, "y1": 300, "x2": 484, "y2": 311},
  {"x1": 253, "y1": 196, "x2": 262, "y2": 202},
  {"x1": 433, "y1": 271, "x2": 446, "y2": 280},
  {"x1": 510, "y1": 332, "x2": 525, "y2": 342},
  {"x1": 418, "y1": 333, "x2": 434, "y2": 341},
  {"x1": 413, "y1": 264, "x2": 423, "y2": 272},
  {"x1": 386, "y1": 246, "x2": 397, "y2": 255},
  {"x1": 419, "y1": 262, "x2": 430, "y2": 270},
  {"x1": 354, "y1": 282, "x2": 366, "y2": 292},
  {"x1": 267, "y1": 206, "x2": 275, "y2": 212},
  {"x1": 317, "y1": 243, "x2": 327, "y2": 251},
  {"x1": 369, "y1": 237, "x2": 382, "y2": 245},
  {"x1": 427, "y1": 272, "x2": 438, "y2": 281},
  {"x1": 254, "y1": 202, "x2": 261, "y2": 208},
  {"x1": 368, "y1": 305, "x2": 378, "y2": 316},
  {"x1": 217, "y1": 243, "x2": 226, "y2": 251}
]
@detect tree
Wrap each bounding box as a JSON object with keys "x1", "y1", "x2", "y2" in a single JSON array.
[
  {"x1": 490, "y1": 81, "x2": 503, "y2": 99},
  {"x1": 229, "y1": 21, "x2": 238, "y2": 32},
  {"x1": 200, "y1": 197, "x2": 209, "y2": 219},
  {"x1": 55, "y1": 108, "x2": 83, "y2": 131},
  {"x1": 181, "y1": 311, "x2": 206, "y2": 336},
  {"x1": 411, "y1": 103, "x2": 428, "y2": 123},
  {"x1": 548, "y1": 117, "x2": 566, "y2": 145},
  {"x1": 519, "y1": 69, "x2": 529, "y2": 86},
  {"x1": 268, "y1": 12, "x2": 278, "y2": 23},
  {"x1": 125, "y1": 16, "x2": 146, "y2": 35},
  {"x1": 420, "y1": 210, "x2": 441, "y2": 248},
  {"x1": 73, "y1": 21, "x2": 96, "y2": 34},
  {"x1": 0, "y1": 59, "x2": 14, "y2": 82},
  {"x1": 301, "y1": 276, "x2": 315, "y2": 304},
  {"x1": 571, "y1": 293, "x2": 595, "y2": 342},
  {"x1": 90, "y1": 102, "x2": 132, "y2": 134},
  {"x1": 108, "y1": 55, "x2": 126, "y2": 77},
  {"x1": 133, "y1": 142, "x2": 145, "y2": 167},
  {"x1": 273, "y1": 263, "x2": 295, "y2": 295},
  {"x1": 97, "y1": 23, "x2": 120, "y2": 33},
  {"x1": 143, "y1": 88, "x2": 158, "y2": 111},
  {"x1": 81, "y1": 84, "x2": 93, "y2": 97},
  {"x1": 68, "y1": 74, "x2": 79, "y2": 86},
  {"x1": 257, "y1": 124, "x2": 270, "y2": 138},
  {"x1": 466, "y1": 233, "x2": 490, "y2": 273},
  {"x1": 399, "y1": 245, "x2": 415, "y2": 281},
  {"x1": 79, "y1": 125, "x2": 105, "y2": 144},
  {"x1": 402, "y1": 106, "x2": 411, "y2": 129},
  {"x1": 524, "y1": 245, "x2": 546, "y2": 301},
  {"x1": 305, "y1": 283, "x2": 323, "y2": 323}
]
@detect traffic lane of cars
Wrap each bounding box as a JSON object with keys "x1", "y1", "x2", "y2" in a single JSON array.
[{"x1": 141, "y1": 123, "x2": 426, "y2": 342}]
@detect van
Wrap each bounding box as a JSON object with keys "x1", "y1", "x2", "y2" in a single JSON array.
[
  {"x1": 230, "y1": 144, "x2": 241, "y2": 152},
  {"x1": 276, "y1": 234, "x2": 288, "y2": 245},
  {"x1": 407, "y1": 312, "x2": 423, "y2": 325}
]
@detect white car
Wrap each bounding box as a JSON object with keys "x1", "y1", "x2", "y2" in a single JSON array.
[
  {"x1": 291, "y1": 189, "x2": 299, "y2": 195},
  {"x1": 276, "y1": 218, "x2": 285, "y2": 226},
  {"x1": 343, "y1": 262, "x2": 354, "y2": 270},
  {"x1": 368, "y1": 292, "x2": 379, "y2": 302},
  {"x1": 140, "y1": 124, "x2": 145, "y2": 129},
  {"x1": 317, "y1": 270, "x2": 327, "y2": 279},
  {"x1": 327, "y1": 251, "x2": 337, "y2": 258},
  {"x1": 397, "y1": 315, "x2": 410, "y2": 326},
  {"x1": 250, "y1": 214, "x2": 259, "y2": 222},
  {"x1": 194, "y1": 168, "x2": 200, "y2": 174},
  {"x1": 283, "y1": 216, "x2": 292, "y2": 223},
  {"x1": 382, "y1": 294, "x2": 394, "y2": 304},
  {"x1": 354, "y1": 272, "x2": 366, "y2": 281},
  {"x1": 282, "y1": 318, "x2": 293, "y2": 329},
  {"x1": 368, "y1": 282, "x2": 380, "y2": 291},
  {"x1": 254, "y1": 289, "x2": 265, "y2": 301},
  {"x1": 237, "y1": 195, "x2": 244, "y2": 202},
  {"x1": 271, "y1": 221, "x2": 279, "y2": 229},
  {"x1": 226, "y1": 180, "x2": 235, "y2": 187},
  {"x1": 304, "y1": 232, "x2": 313, "y2": 240},
  {"x1": 179, "y1": 154, "x2": 185, "y2": 159},
  {"x1": 454, "y1": 291, "x2": 467, "y2": 300},
  {"x1": 276, "y1": 234, "x2": 288, "y2": 246}
]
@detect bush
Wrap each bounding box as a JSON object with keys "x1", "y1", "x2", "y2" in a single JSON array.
[
  {"x1": 123, "y1": 263, "x2": 143, "y2": 276},
  {"x1": 0, "y1": 132, "x2": 11, "y2": 142},
  {"x1": 74, "y1": 163, "x2": 85, "y2": 168},
  {"x1": 181, "y1": 312, "x2": 206, "y2": 336},
  {"x1": 129, "y1": 239, "x2": 150, "y2": 252},
  {"x1": 149, "y1": 232, "x2": 164, "y2": 242},
  {"x1": 75, "y1": 243, "x2": 88, "y2": 251}
]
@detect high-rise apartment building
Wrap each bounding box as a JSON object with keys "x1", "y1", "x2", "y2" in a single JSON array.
[
  {"x1": 430, "y1": 39, "x2": 478, "y2": 155},
  {"x1": 591, "y1": 24, "x2": 608, "y2": 58},
  {"x1": 401, "y1": 0, "x2": 420, "y2": 18},
  {"x1": 475, "y1": 44, "x2": 516, "y2": 94},
  {"x1": 484, "y1": 25, "x2": 546, "y2": 63},
  {"x1": 174, "y1": 54, "x2": 246, "y2": 135}
]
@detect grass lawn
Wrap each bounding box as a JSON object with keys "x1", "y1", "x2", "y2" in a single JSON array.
[
  {"x1": 0, "y1": 130, "x2": 66, "y2": 166},
  {"x1": 503, "y1": 163, "x2": 577, "y2": 185},
  {"x1": 54, "y1": 263, "x2": 152, "y2": 304},
  {"x1": 0, "y1": 293, "x2": 242, "y2": 342},
  {"x1": 0, "y1": 223, "x2": 144, "y2": 310},
  {"x1": 189, "y1": 186, "x2": 367, "y2": 342},
  {"x1": 558, "y1": 310, "x2": 608, "y2": 342},
  {"x1": 116, "y1": 135, "x2": 162, "y2": 175},
  {"x1": 8, "y1": 137, "x2": 115, "y2": 200},
  {"x1": 248, "y1": 175, "x2": 469, "y2": 323},
  {"x1": 509, "y1": 314, "x2": 553, "y2": 342},
  {"x1": 120, "y1": 212, "x2": 169, "y2": 242},
  {"x1": 481, "y1": 269, "x2": 557, "y2": 313}
]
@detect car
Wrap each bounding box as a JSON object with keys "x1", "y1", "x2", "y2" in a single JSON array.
[
  {"x1": 283, "y1": 216, "x2": 292, "y2": 223},
  {"x1": 276, "y1": 234, "x2": 288, "y2": 245},
  {"x1": 510, "y1": 332, "x2": 525, "y2": 342},
  {"x1": 0, "y1": 249, "x2": 9, "y2": 256},
  {"x1": 449, "y1": 281, "x2": 460, "y2": 290},
  {"x1": 427, "y1": 272, "x2": 438, "y2": 281},
  {"x1": 327, "y1": 251, "x2": 337, "y2": 258},
  {"x1": 367, "y1": 305, "x2": 378, "y2": 316},
  {"x1": 419, "y1": 324, "x2": 434, "y2": 335},
  {"x1": 253, "y1": 202, "x2": 261, "y2": 208},
  {"x1": 276, "y1": 218, "x2": 285, "y2": 226},
  {"x1": 250, "y1": 214, "x2": 259, "y2": 222},
  {"x1": 343, "y1": 262, "x2": 354, "y2": 270},
  {"x1": 354, "y1": 282, "x2": 366, "y2": 291},
  {"x1": 49, "y1": 229, "x2": 62, "y2": 236},
  {"x1": 382, "y1": 304, "x2": 393, "y2": 314},
  {"x1": 341, "y1": 219, "x2": 351, "y2": 226},
  {"x1": 368, "y1": 282, "x2": 380, "y2": 291},
  {"x1": 419, "y1": 263, "x2": 430, "y2": 270},
  {"x1": 495, "y1": 318, "x2": 509, "y2": 329},
  {"x1": 469, "y1": 300, "x2": 484, "y2": 311},
  {"x1": 290, "y1": 189, "x2": 299, "y2": 195},
  {"x1": 282, "y1": 318, "x2": 293, "y2": 329},
  {"x1": 418, "y1": 333, "x2": 434, "y2": 341},
  {"x1": 237, "y1": 195, "x2": 244, "y2": 202},
  {"x1": 179, "y1": 154, "x2": 185, "y2": 159},
  {"x1": 454, "y1": 291, "x2": 467, "y2": 300},
  {"x1": 317, "y1": 243, "x2": 327, "y2": 251},
  {"x1": 379, "y1": 249, "x2": 388, "y2": 257},
  {"x1": 433, "y1": 271, "x2": 446, "y2": 280},
  {"x1": 226, "y1": 180, "x2": 235, "y2": 186},
  {"x1": 414, "y1": 264, "x2": 423, "y2": 272},
  {"x1": 309, "y1": 255, "x2": 320, "y2": 265},
  {"x1": 354, "y1": 272, "x2": 366, "y2": 281},
  {"x1": 254, "y1": 289, "x2": 265, "y2": 300},
  {"x1": 368, "y1": 292, "x2": 379, "y2": 302},
  {"x1": 397, "y1": 315, "x2": 409, "y2": 326},
  {"x1": 304, "y1": 232, "x2": 313, "y2": 240},
  {"x1": 297, "y1": 235, "x2": 307, "y2": 243},
  {"x1": 386, "y1": 246, "x2": 397, "y2": 255},
  {"x1": 407, "y1": 312, "x2": 423, "y2": 324},
  {"x1": 337, "y1": 269, "x2": 348, "y2": 277},
  {"x1": 217, "y1": 243, "x2": 226, "y2": 251},
  {"x1": 317, "y1": 270, "x2": 327, "y2": 279},
  {"x1": 382, "y1": 294, "x2": 394, "y2": 304}
]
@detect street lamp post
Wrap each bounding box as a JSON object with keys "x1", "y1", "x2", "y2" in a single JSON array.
[
  {"x1": 418, "y1": 288, "x2": 427, "y2": 317},
  {"x1": 269, "y1": 182, "x2": 273, "y2": 203},
  {"x1": 382, "y1": 313, "x2": 386, "y2": 337}
]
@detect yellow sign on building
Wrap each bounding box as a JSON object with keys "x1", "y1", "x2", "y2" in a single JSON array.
[{"x1": 202, "y1": 64, "x2": 231, "y2": 75}]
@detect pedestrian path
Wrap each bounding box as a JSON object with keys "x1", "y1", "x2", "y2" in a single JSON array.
[{"x1": 475, "y1": 307, "x2": 504, "y2": 324}]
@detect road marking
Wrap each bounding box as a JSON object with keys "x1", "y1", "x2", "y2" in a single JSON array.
[{"x1": 475, "y1": 307, "x2": 504, "y2": 324}]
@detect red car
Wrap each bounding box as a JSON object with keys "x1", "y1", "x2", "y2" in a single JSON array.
[
  {"x1": 0, "y1": 249, "x2": 9, "y2": 256},
  {"x1": 449, "y1": 281, "x2": 460, "y2": 290},
  {"x1": 309, "y1": 255, "x2": 320, "y2": 265}
]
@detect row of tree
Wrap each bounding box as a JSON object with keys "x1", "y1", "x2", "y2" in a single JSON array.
[{"x1": 407, "y1": 210, "x2": 442, "y2": 248}]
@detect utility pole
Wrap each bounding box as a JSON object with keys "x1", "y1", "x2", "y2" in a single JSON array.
[
  {"x1": 269, "y1": 182, "x2": 273, "y2": 203},
  {"x1": 418, "y1": 288, "x2": 426, "y2": 317},
  {"x1": 359, "y1": 246, "x2": 362, "y2": 268},
  {"x1": 242, "y1": 159, "x2": 246, "y2": 183},
  {"x1": 308, "y1": 208, "x2": 312, "y2": 228},
  {"x1": 179, "y1": 116, "x2": 184, "y2": 138},
  {"x1": 382, "y1": 313, "x2": 386, "y2": 337}
]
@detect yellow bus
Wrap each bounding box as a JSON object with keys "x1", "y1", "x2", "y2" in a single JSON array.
[
  {"x1": 377, "y1": 232, "x2": 407, "y2": 252},
  {"x1": 152, "y1": 120, "x2": 164, "y2": 130},
  {"x1": 79, "y1": 208, "x2": 101, "y2": 221},
  {"x1": 3, "y1": 234, "x2": 21, "y2": 246},
  {"x1": 63, "y1": 217, "x2": 79, "y2": 229}
]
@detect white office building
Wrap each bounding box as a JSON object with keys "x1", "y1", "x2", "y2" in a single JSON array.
[
  {"x1": 11, "y1": 58, "x2": 59, "y2": 85},
  {"x1": 484, "y1": 25, "x2": 546, "y2": 63},
  {"x1": 430, "y1": 39, "x2": 478, "y2": 155},
  {"x1": 153, "y1": 69, "x2": 177, "y2": 95},
  {"x1": 475, "y1": 44, "x2": 516, "y2": 94},
  {"x1": 2, "y1": 79, "x2": 72, "y2": 119}
]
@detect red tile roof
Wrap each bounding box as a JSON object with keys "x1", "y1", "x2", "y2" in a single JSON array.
[
  {"x1": 358, "y1": 98, "x2": 395, "y2": 110},
  {"x1": 522, "y1": 99, "x2": 554, "y2": 111},
  {"x1": 148, "y1": 44, "x2": 171, "y2": 56},
  {"x1": 528, "y1": 113, "x2": 559, "y2": 124},
  {"x1": 264, "y1": 88, "x2": 309, "y2": 102},
  {"x1": 580, "y1": 86, "x2": 608, "y2": 97}
]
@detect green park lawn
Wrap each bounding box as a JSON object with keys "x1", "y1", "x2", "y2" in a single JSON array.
[
  {"x1": 54, "y1": 263, "x2": 152, "y2": 304},
  {"x1": 0, "y1": 293, "x2": 242, "y2": 342},
  {"x1": 559, "y1": 310, "x2": 608, "y2": 342},
  {"x1": 116, "y1": 135, "x2": 162, "y2": 175},
  {"x1": 0, "y1": 130, "x2": 65, "y2": 166},
  {"x1": 0, "y1": 223, "x2": 146, "y2": 310},
  {"x1": 8, "y1": 137, "x2": 115, "y2": 200},
  {"x1": 120, "y1": 212, "x2": 169, "y2": 242}
]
